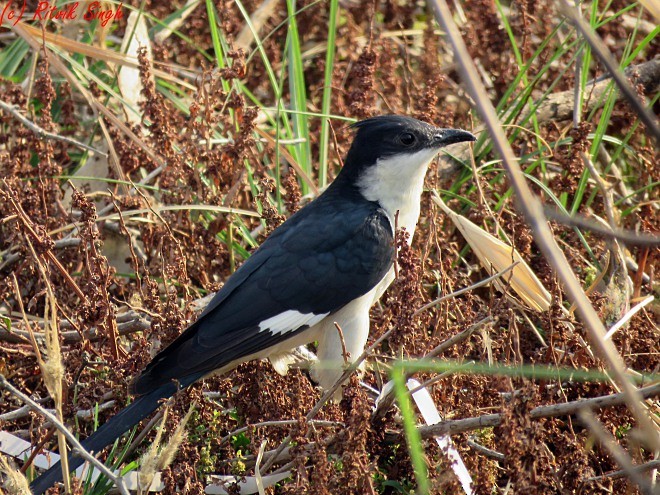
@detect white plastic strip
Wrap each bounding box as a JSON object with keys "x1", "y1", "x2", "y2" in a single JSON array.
[
  {"x1": 205, "y1": 472, "x2": 291, "y2": 494},
  {"x1": 406, "y1": 379, "x2": 474, "y2": 495},
  {"x1": 603, "y1": 294, "x2": 654, "y2": 340}
]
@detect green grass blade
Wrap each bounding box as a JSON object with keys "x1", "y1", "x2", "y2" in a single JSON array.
[
  {"x1": 392, "y1": 359, "x2": 659, "y2": 385},
  {"x1": 392, "y1": 367, "x2": 429, "y2": 494},
  {"x1": 285, "y1": 0, "x2": 312, "y2": 195},
  {"x1": 318, "y1": 0, "x2": 340, "y2": 188}
]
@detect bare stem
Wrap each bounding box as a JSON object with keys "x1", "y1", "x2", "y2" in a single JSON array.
[
  {"x1": 0, "y1": 99, "x2": 107, "y2": 156},
  {"x1": 578, "y1": 409, "x2": 655, "y2": 495},
  {"x1": 0, "y1": 375, "x2": 131, "y2": 495}
]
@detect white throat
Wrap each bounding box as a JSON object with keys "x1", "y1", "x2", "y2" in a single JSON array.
[{"x1": 356, "y1": 148, "x2": 438, "y2": 242}]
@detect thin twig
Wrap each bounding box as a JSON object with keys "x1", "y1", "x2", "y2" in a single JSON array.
[
  {"x1": 334, "y1": 322, "x2": 350, "y2": 365},
  {"x1": 585, "y1": 459, "x2": 660, "y2": 482},
  {"x1": 0, "y1": 399, "x2": 52, "y2": 421},
  {"x1": 75, "y1": 400, "x2": 117, "y2": 420},
  {"x1": 218, "y1": 419, "x2": 343, "y2": 447},
  {"x1": 427, "y1": 317, "x2": 494, "y2": 359},
  {"x1": 0, "y1": 238, "x2": 81, "y2": 271},
  {"x1": 580, "y1": 153, "x2": 616, "y2": 226},
  {"x1": 414, "y1": 262, "x2": 519, "y2": 315},
  {"x1": 466, "y1": 439, "x2": 506, "y2": 461},
  {"x1": 0, "y1": 316, "x2": 150, "y2": 344},
  {"x1": 578, "y1": 409, "x2": 655, "y2": 495},
  {"x1": 603, "y1": 295, "x2": 655, "y2": 341},
  {"x1": 2, "y1": 181, "x2": 87, "y2": 302},
  {"x1": 543, "y1": 207, "x2": 660, "y2": 247},
  {"x1": 413, "y1": 382, "x2": 660, "y2": 439},
  {"x1": 11, "y1": 273, "x2": 42, "y2": 353},
  {"x1": 405, "y1": 364, "x2": 474, "y2": 397},
  {"x1": 0, "y1": 374, "x2": 131, "y2": 495},
  {"x1": 0, "y1": 99, "x2": 107, "y2": 156}
]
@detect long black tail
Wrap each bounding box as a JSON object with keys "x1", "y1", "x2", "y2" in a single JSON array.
[{"x1": 29, "y1": 378, "x2": 192, "y2": 494}]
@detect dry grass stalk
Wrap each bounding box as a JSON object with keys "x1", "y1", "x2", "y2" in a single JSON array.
[
  {"x1": 578, "y1": 409, "x2": 655, "y2": 495},
  {"x1": 637, "y1": 0, "x2": 660, "y2": 20},
  {"x1": 42, "y1": 288, "x2": 70, "y2": 493},
  {"x1": 0, "y1": 454, "x2": 31, "y2": 495},
  {"x1": 137, "y1": 405, "x2": 194, "y2": 495},
  {"x1": 157, "y1": 405, "x2": 194, "y2": 470},
  {"x1": 137, "y1": 407, "x2": 169, "y2": 494},
  {"x1": 12, "y1": 22, "x2": 196, "y2": 88},
  {"x1": 22, "y1": 236, "x2": 71, "y2": 493}
]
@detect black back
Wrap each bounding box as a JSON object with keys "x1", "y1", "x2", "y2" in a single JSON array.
[{"x1": 131, "y1": 174, "x2": 394, "y2": 394}]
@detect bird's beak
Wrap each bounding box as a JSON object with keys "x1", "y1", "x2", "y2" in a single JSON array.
[{"x1": 433, "y1": 129, "x2": 477, "y2": 147}]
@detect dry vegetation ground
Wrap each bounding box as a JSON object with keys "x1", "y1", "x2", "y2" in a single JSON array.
[{"x1": 0, "y1": 0, "x2": 658, "y2": 494}]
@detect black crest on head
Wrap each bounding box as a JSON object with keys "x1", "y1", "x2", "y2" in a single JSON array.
[{"x1": 338, "y1": 115, "x2": 440, "y2": 178}]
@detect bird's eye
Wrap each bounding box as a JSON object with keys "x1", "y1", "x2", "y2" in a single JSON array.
[{"x1": 399, "y1": 132, "x2": 416, "y2": 146}]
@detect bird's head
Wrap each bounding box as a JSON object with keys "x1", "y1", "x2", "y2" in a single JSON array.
[{"x1": 340, "y1": 115, "x2": 476, "y2": 182}]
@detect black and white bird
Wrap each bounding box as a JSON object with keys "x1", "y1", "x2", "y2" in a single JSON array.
[{"x1": 30, "y1": 115, "x2": 475, "y2": 494}]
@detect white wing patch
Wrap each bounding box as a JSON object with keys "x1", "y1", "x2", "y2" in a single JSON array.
[{"x1": 259, "y1": 310, "x2": 329, "y2": 335}]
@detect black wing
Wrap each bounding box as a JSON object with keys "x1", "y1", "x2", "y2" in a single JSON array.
[{"x1": 131, "y1": 186, "x2": 394, "y2": 395}]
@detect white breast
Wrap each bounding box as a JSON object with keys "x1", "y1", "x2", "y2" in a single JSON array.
[{"x1": 356, "y1": 147, "x2": 438, "y2": 242}]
